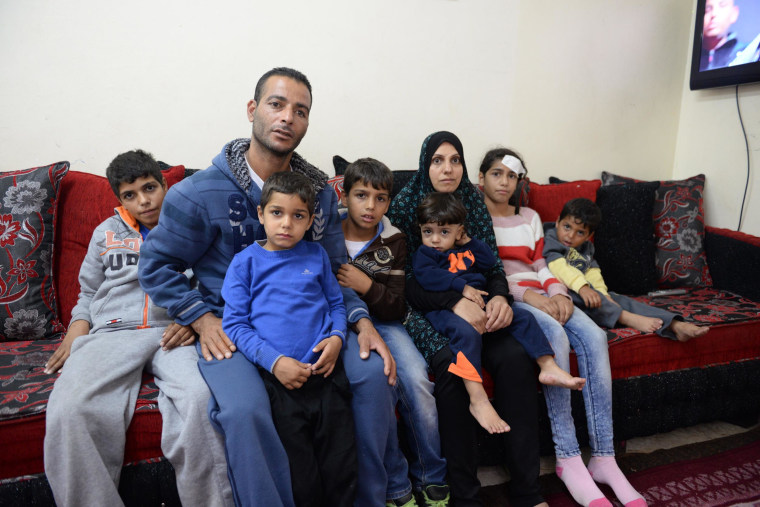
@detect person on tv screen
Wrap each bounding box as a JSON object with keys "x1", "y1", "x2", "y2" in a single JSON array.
[
  {"x1": 700, "y1": 0, "x2": 744, "y2": 71},
  {"x1": 731, "y1": 32, "x2": 760, "y2": 65}
]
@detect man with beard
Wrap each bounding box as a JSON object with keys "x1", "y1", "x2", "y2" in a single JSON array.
[{"x1": 139, "y1": 67, "x2": 399, "y2": 507}]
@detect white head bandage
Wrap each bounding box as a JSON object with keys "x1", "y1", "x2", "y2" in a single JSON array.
[{"x1": 501, "y1": 155, "x2": 526, "y2": 177}]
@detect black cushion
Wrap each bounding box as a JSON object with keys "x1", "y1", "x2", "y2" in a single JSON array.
[
  {"x1": 332, "y1": 155, "x2": 350, "y2": 175},
  {"x1": 593, "y1": 182, "x2": 659, "y2": 295}
]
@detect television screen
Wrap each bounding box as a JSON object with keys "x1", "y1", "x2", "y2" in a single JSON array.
[{"x1": 690, "y1": 0, "x2": 760, "y2": 90}]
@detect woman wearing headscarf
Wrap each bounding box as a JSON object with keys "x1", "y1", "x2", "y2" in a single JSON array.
[{"x1": 388, "y1": 131, "x2": 547, "y2": 507}]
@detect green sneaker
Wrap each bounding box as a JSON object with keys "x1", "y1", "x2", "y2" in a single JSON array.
[
  {"x1": 386, "y1": 491, "x2": 419, "y2": 507},
  {"x1": 420, "y1": 484, "x2": 450, "y2": 507}
]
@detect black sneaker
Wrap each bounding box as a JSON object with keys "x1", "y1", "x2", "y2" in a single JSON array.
[
  {"x1": 420, "y1": 484, "x2": 450, "y2": 506},
  {"x1": 386, "y1": 491, "x2": 419, "y2": 507}
]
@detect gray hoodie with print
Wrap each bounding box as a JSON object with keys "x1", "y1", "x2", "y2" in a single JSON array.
[{"x1": 70, "y1": 207, "x2": 177, "y2": 334}]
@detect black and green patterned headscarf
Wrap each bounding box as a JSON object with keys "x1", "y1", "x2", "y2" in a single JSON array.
[{"x1": 387, "y1": 131, "x2": 505, "y2": 362}]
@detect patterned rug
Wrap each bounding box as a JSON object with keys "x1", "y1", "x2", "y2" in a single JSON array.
[
  {"x1": 612, "y1": 441, "x2": 760, "y2": 506},
  {"x1": 480, "y1": 426, "x2": 760, "y2": 506}
]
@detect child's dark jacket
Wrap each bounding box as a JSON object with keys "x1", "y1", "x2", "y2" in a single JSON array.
[
  {"x1": 341, "y1": 213, "x2": 407, "y2": 322},
  {"x1": 412, "y1": 237, "x2": 496, "y2": 294}
]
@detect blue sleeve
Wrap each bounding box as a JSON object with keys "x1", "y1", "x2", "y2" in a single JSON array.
[
  {"x1": 320, "y1": 248, "x2": 347, "y2": 344},
  {"x1": 315, "y1": 185, "x2": 370, "y2": 324},
  {"x1": 412, "y1": 246, "x2": 460, "y2": 292},
  {"x1": 139, "y1": 179, "x2": 218, "y2": 325},
  {"x1": 220, "y1": 252, "x2": 283, "y2": 371},
  {"x1": 470, "y1": 238, "x2": 497, "y2": 271},
  {"x1": 314, "y1": 185, "x2": 348, "y2": 273}
]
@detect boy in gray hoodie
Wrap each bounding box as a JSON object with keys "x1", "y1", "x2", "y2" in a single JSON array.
[{"x1": 43, "y1": 150, "x2": 232, "y2": 507}]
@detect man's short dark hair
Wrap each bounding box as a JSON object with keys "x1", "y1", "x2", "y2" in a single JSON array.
[
  {"x1": 260, "y1": 171, "x2": 316, "y2": 216},
  {"x1": 559, "y1": 198, "x2": 602, "y2": 232},
  {"x1": 416, "y1": 192, "x2": 467, "y2": 226},
  {"x1": 106, "y1": 150, "x2": 164, "y2": 198},
  {"x1": 254, "y1": 67, "x2": 312, "y2": 105},
  {"x1": 343, "y1": 158, "x2": 393, "y2": 195}
]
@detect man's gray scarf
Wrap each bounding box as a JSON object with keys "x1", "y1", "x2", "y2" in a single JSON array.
[{"x1": 225, "y1": 138, "x2": 327, "y2": 192}]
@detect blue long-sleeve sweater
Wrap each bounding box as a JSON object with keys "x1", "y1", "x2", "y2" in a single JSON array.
[
  {"x1": 138, "y1": 141, "x2": 370, "y2": 326},
  {"x1": 221, "y1": 240, "x2": 346, "y2": 372}
]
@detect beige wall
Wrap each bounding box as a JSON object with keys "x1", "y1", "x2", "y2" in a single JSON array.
[
  {"x1": 0, "y1": 0, "x2": 756, "y2": 234},
  {"x1": 509, "y1": 1, "x2": 692, "y2": 183},
  {"x1": 0, "y1": 0, "x2": 521, "y2": 175}
]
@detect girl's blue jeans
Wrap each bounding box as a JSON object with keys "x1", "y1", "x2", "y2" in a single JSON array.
[{"x1": 513, "y1": 302, "x2": 615, "y2": 459}]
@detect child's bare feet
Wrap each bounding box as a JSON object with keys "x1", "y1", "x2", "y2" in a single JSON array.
[
  {"x1": 619, "y1": 311, "x2": 662, "y2": 333},
  {"x1": 670, "y1": 320, "x2": 709, "y2": 342},
  {"x1": 464, "y1": 380, "x2": 510, "y2": 434},
  {"x1": 536, "y1": 356, "x2": 586, "y2": 391},
  {"x1": 469, "y1": 398, "x2": 510, "y2": 434}
]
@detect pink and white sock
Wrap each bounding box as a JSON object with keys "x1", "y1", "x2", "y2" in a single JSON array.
[
  {"x1": 555, "y1": 455, "x2": 612, "y2": 507},
  {"x1": 588, "y1": 456, "x2": 647, "y2": 506}
]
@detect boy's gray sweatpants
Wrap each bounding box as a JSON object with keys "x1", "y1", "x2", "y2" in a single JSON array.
[
  {"x1": 44, "y1": 327, "x2": 233, "y2": 507},
  {"x1": 571, "y1": 290, "x2": 679, "y2": 339}
]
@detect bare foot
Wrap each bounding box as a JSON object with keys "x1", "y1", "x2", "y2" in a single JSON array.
[
  {"x1": 619, "y1": 310, "x2": 662, "y2": 333},
  {"x1": 670, "y1": 320, "x2": 709, "y2": 342},
  {"x1": 537, "y1": 356, "x2": 586, "y2": 391},
  {"x1": 469, "y1": 398, "x2": 510, "y2": 434},
  {"x1": 464, "y1": 380, "x2": 510, "y2": 434}
]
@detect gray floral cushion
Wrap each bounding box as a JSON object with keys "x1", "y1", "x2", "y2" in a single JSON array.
[{"x1": 0, "y1": 162, "x2": 69, "y2": 341}]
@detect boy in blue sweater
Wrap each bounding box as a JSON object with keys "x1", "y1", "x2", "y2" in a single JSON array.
[
  {"x1": 43, "y1": 150, "x2": 231, "y2": 507},
  {"x1": 222, "y1": 171, "x2": 356, "y2": 507}
]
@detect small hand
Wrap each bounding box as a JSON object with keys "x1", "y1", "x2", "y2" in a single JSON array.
[
  {"x1": 452, "y1": 298, "x2": 487, "y2": 334},
  {"x1": 579, "y1": 285, "x2": 601, "y2": 309},
  {"x1": 311, "y1": 335, "x2": 343, "y2": 377},
  {"x1": 272, "y1": 357, "x2": 312, "y2": 390},
  {"x1": 485, "y1": 295, "x2": 513, "y2": 332},
  {"x1": 161, "y1": 322, "x2": 196, "y2": 350},
  {"x1": 551, "y1": 294, "x2": 574, "y2": 325},
  {"x1": 192, "y1": 313, "x2": 236, "y2": 361},
  {"x1": 44, "y1": 320, "x2": 89, "y2": 374},
  {"x1": 337, "y1": 264, "x2": 373, "y2": 296},
  {"x1": 355, "y1": 318, "x2": 397, "y2": 386},
  {"x1": 462, "y1": 285, "x2": 489, "y2": 309},
  {"x1": 525, "y1": 291, "x2": 561, "y2": 321}
]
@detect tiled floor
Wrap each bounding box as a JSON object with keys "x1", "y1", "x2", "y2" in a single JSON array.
[{"x1": 477, "y1": 420, "x2": 760, "y2": 487}]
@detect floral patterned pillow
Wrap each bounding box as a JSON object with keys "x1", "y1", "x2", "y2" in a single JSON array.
[
  {"x1": 0, "y1": 162, "x2": 69, "y2": 341},
  {"x1": 601, "y1": 171, "x2": 712, "y2": 288}
]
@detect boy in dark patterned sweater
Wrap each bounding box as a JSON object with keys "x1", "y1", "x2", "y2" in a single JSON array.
[{"x1": 337, "y1": 158, "x2": 449, "y2": 507}]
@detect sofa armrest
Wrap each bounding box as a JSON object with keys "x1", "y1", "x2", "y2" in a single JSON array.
[{"x1": 704, "y1": 226, "x2": 760, "y2": 302}]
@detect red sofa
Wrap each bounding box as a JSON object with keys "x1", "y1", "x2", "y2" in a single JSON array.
[
  {"x1": 0, "y1": 164, "x2": 186, "y2": 505},
  {"x1": 486, "y1": 178, "x2": 760, "y2": 459},
  {"x1": 1, "y1": 166, "x2": 758, "y2": 505}
]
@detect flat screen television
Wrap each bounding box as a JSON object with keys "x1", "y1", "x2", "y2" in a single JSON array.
[{"x1": 690, "y1": 0, "x2": 760, "y2": 90}]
